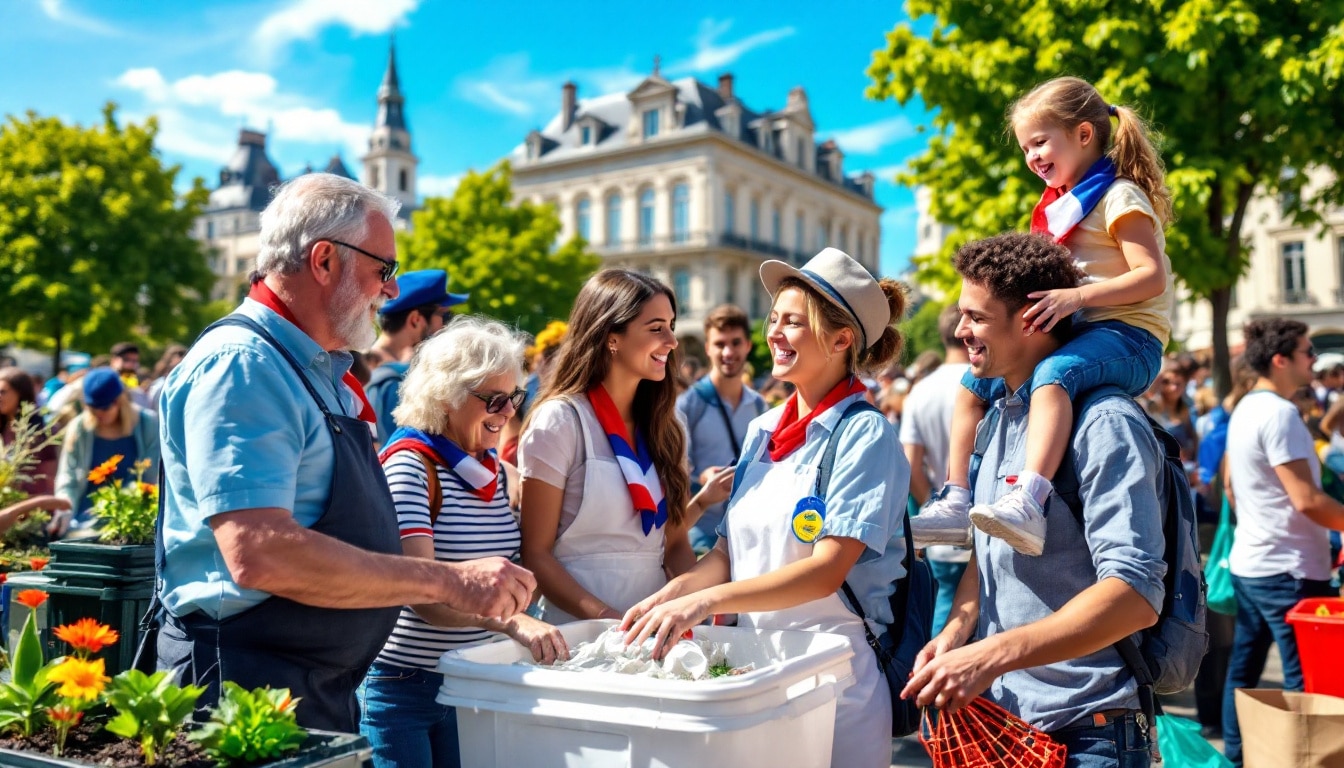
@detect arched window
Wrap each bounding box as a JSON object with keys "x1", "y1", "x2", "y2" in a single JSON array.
[
  {"x1": 672, "y1": 184, "x2": 689, "y2": 243},
  {"x1": 399, "y1": 168, "x2": 408, "y2": 192},
  {"x1": 771, "y1": 206, "x2": 781, "y2": 246},
  {"x1": 576, "y1": 198, "x2": 591, "y2": 242},
  {"x1": 724, "y1": 189, "x2": 736, "y2": 235},
  {"x1": 605, "y1": 193, "x2": 622, "y2": 246},
  {"x1": 639, "y1": 188, "x2": 655, "y2": 246}
]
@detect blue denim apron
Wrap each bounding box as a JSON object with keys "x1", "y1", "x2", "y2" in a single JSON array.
[{"x1": 146, "y1": 315, "x2": 401, "y2": 732}]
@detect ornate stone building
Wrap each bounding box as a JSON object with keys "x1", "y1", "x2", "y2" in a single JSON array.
[
  {"x1": 192, "y1": 40, "x2": 416, "y2": 302},
  {"x1": 509, "y1": 66, "x2": 883, "y2": 340}
]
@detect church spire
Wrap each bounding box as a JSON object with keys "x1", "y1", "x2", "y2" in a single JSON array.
[{"x1": 375, "y1": 35, "x2": 407, "y2": 132}]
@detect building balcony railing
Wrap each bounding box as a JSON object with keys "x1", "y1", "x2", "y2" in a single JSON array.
[
  {"x1": 1281, "y1": 290, "x2": 1318, "y2": 306},
  {"x1": 1334, "y1": 287, "x2": 1344, "y2": 304},
  {"x1": 591, "y1": 231, "x2": 812, "y2": 263}
]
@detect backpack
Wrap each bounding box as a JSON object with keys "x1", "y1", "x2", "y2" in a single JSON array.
[
  {"x1": 367, "y1": 364, "x2": 406, "y2": 445},
  {"x1": 819, "y1": 400, "x2": 934, "y2": 738},
  {"x1": 1051, "y1": 387, "x2": 1208, "y2": 702}
]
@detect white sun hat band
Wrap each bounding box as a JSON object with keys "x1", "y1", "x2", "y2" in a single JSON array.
[{"x1": 801, "y1": 268, "x2": 868, "y2": 349}]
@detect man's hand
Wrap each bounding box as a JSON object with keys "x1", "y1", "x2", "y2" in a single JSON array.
[
  {"x1": 446, "y1": 557, "x2": 536, "y2": 620},
  {"x1": 901, "y1": 638, "x2": 1003, "y2": 714}
]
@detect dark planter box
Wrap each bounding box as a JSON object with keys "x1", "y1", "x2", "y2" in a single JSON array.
[
  {"x1": 0, "y1": 730, "x2": 372, "y2": 767},
  {"x1": 3, "y1": 541, "x2": 156, "y2": 675}
]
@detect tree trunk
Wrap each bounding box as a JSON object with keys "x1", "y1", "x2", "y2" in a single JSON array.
[
  {"x1": 51, "y1": 318, "x2": 63, "y2": 377},
  {"x1": 1209, "y1": 287, "x2": 1232, "y2": 399}
]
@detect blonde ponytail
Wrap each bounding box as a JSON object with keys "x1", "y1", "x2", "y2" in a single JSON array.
[{"x1": 1109, "y1": 105, "x2": 1173, "y2": 225}]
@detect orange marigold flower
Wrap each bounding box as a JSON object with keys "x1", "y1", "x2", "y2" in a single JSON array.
[
  {"x1": 16, "y1": 589, "x2": 48, "y2": 609},
  {"x1": 48, "y1": 657, "x2": 110, "y2": 701},
  {"x1": 138, "y1": 482, "x2": 157, "y2": 496},
  {"x1": 29, "y1": 556, "x2": 48, "y2": 571},
  {"x1": 54, "y1": 618, "x2": 120, "y2": 655},
  {"x1": 87, "y1": 454, "x2": 124, "y2": 485}
]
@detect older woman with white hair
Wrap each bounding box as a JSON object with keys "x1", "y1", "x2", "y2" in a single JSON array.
[{"x1": 360, "y1": 315, "x2": 568, "y2": 768}]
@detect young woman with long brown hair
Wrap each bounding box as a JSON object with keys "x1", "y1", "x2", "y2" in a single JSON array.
[{"x1": 519, "y1": 269, "x2": 731, "y2": 624}]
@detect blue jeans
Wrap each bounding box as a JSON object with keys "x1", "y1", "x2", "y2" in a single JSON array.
[
  {"x1": 964, "y1": 320, "x2": 1163, "y2": 403},
  {"x1": 928, "y1": 558, "x2": 968, "y2": 636},
  {"x1": 1050, "y1": 713, "x2": 1152, "y2": 768},
  {"x1": 1220, "y1": 573, "x2": 1335, "y2": 765},
  {"x1": 359, "y1": 661, "x2": 460, "y2": 768}
]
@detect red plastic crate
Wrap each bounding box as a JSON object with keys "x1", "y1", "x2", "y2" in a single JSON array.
[{"x1": 1286, "y1": 597, "x2": 1344, "y2": 698}]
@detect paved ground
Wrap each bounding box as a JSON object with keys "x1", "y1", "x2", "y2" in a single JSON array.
[{"x1": 887, "y1": 645, "x2": 1283, "y2": 766}]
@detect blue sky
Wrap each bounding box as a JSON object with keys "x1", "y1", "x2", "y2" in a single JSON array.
[{"x1": 0, "y1": 0, "x2": 932, "y2": 275}]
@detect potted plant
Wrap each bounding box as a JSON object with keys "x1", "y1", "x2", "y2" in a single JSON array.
[
  {"x1": 0, "y1": 592, "x2": 371, "y2": 767},
  {"x1": 16, "y1": 456, "x2": 160, "y2": 675},
  {"x1": 0, "y1": 402, "x2": 59, "y2": 645}
]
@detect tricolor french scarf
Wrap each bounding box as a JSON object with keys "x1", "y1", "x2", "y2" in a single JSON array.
[
  {"x1": 379, "y1": 426, "x2": 499, "y2": 503},
  {"x1": 587, "y1": 385, "x2": 668, "y2": 536},
  {"x1": 248, "y1": 281, "x2": 377, "y2": 424},
  {"x1": 767, "y1": 377, "x2": 868, "y2": 462},
  {"x1": 1030, "y1": 157, "x2": 1117, "y2": 244}
]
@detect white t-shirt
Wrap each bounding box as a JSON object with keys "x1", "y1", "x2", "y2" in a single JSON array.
[
  {"x1": 1226, "y1": 390, "x2": 1333, "y2": 580},
  {"x1": 899, "y1": 362, "x2": 972, "y2": 564}
]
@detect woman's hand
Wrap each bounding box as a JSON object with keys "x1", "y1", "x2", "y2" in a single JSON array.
[
  {"x1": 622, "y1": 592, "x2": 713, "y2": 660},
  {"x1": 503, "y1": 614, "x2": 570, "y2": 665},
  {"x1": 1022, "y1": 288, "x2": 1084, "y2": 334},
  {"x1": 618, "y1": 579, "x2": 686, "y2": 632},
  {"x1": 692, "y1": 466, "x2": 735, "y2": 510}
]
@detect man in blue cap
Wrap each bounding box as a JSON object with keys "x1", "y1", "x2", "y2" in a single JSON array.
[{"x1": 366, "y1": 269, "x2": 468, "y2": 445}]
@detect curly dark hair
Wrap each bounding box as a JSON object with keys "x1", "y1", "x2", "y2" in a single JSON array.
[
  {"x1": 1243, "y1": 318, "x2": 1309, "y2": 376},
  {"x1": 953, "y1": 233, "x2": 1085, "y2": 340}
]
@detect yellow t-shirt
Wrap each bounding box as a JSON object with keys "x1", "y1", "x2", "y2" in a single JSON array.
[{"x1": 1068, "y1": 179, "x2": 1173, "y2": 347}]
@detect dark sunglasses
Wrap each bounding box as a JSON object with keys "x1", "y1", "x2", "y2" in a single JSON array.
[
  {"x1": 469, "y1": 387, "x2": 526, "y2": 414},
  {"x1": 328, "y1": 239, "x2": 399, "y2": 282}
]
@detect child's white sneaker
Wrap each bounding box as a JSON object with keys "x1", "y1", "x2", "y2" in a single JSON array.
[
  {"x1": 911, "y1": 485, "x2": 973, "y2": 548},
  {"x1": 969, "y1": 486, "x2": 1047, "y2": 556}
]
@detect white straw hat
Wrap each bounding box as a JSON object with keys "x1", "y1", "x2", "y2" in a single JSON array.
[{"x1": 760, "y1": 248, "x2": 890, "y2": 349}]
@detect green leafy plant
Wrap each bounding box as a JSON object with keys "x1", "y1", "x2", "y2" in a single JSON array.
[
  {"x1": 87, "y1": 455, "x2": 158, "y2": 544},
  {"x1": 0, "y1": 403, "x2": 58, "y2": 548},
  {"x1": 190, "y1": 682, "x2": 307, "y2": 765},
  {"x1": 707, "y1": 663, "x2": 734, "y2": 678},
  {"x1": 0, "y1": 590, "x2": 58, "y2": 736},
  {"x1": 103, "y1": 669, "x2": 205, "y2": 766}
]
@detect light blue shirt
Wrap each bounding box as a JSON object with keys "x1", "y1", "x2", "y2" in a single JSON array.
[
  {"x1": 721, "y1": 391, "x2": 909, "y2": 624},
  {"x1": 971, "y1": 384, "x2": 1167, "y2": 731},
  {"x1": 675, "y1": 377, "x2": 767, "y2": 522},
  {"x1": 159, "y1": 298, "x2": 360, "y2": 619}
]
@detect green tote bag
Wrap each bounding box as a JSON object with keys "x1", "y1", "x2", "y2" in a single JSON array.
[{"x1": 1205, "y1": 497, "x2": 1236, "y2": 616}]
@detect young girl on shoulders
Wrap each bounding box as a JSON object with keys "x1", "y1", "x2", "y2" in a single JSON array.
[{"x1": 913, "y1": 75, "x2": 1174, "y2": 556}]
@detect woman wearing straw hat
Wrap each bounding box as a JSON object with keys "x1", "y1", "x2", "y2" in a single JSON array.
[{"x1": 623, "y1": 248, "x2": 911, "y2": 768}]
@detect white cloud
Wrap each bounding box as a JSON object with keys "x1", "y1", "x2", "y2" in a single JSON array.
[
  {"x1": 456, "y1": 53, "x2": 642, "y2": 120},
  {"x1": 418, "y1": 174, "x2": 462, "y2": 199},
  {"x1": 254, "y1": 0, "x2": 419, "y2": 57},
  {"x1": 37, "y1": 0, "x2": 121, "y2": 36},
  {"x1": 114, "y1": 66, "x2": 369, "y2": 163},
  {"x1": 828, "y1": 117, "x2": 918, "y2": 155},
  {"x1": 668, "y1": 18, "x2": 795, "y2": 73},
  {"x1": 456, "y1": 18, "x2": 793, "y2": 119}
]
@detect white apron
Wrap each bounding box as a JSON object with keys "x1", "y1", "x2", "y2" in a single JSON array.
[
  {"x1": 540, "y1": 395, "x2": 668, "y2": 625},
  {"x1": 728, "y1": 441, "x2": 892, "y2": 768}
]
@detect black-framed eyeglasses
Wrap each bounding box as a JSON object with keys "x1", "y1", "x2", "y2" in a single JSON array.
[
  {"x1": 468, "y1": 387, "x2": 526, "y2": 414},
  {"x1": 328, "y1": 239, "x2": 399, "y2": 282}
]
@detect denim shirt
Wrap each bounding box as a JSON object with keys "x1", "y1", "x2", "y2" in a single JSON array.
[
  {"x1": 971, "y1": 384, "x2": 1167, "y2": 732},
  {"x1": 159, "y1": 298, "x2": 360, "y2": 619},
  {"x1": 720, "y1": 391, "x2": 909, "y2": 624}
]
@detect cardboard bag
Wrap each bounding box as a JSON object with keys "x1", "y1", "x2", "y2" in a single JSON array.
[{"x1": 1235, "y1": 689, "x2": 1344, "y2": 768}]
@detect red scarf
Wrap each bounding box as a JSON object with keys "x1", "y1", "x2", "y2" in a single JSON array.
[
  {"x1": 248, "y1": 281, "x2": 377, "y2": 424},
  {"x1": 767, "y1": 377, "x2": 867, "y2": 462}
]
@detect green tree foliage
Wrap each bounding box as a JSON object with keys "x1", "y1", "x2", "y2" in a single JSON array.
[
  {"x1": 900, "y1": 297, "x2": 951, "y2": 365},
  {"x1": 398, "y1": 161, "x2": 601, "y2": 336},
  {"x1": 868, "y1": 1, "x2": 1344, "y2": 394},
  {"x1": 0, "y1": 104, "x2": 215, "y2": 369}
]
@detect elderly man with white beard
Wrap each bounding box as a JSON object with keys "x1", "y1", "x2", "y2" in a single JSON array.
[{"x1": 148, "y1": 174, "x2": 535, "y2": 732}]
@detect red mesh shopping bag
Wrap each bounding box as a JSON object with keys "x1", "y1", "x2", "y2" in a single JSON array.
[{"x1": 920, "y1": 697, "x2": 1066, "y2": 768}]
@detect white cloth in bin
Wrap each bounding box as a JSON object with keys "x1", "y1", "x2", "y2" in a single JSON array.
[{"x1": 548, "y1": 627, "x2": 743, "y2": 681}]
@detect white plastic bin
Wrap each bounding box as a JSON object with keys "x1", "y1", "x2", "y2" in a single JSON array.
[{"x1": 437, "y1": 619, "x2": 854, "y2": 768}]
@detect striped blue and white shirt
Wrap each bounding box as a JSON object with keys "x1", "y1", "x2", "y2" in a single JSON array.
[{"x1": 374, "y1": 451, "x2": 521, "y2": 671}]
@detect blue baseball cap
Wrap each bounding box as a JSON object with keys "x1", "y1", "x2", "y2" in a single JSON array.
[
  {"x1": 379, "y1": 269, "x2": 469, "y2": 316},
  {"x1": 82, "y1": 367, "x2": 125, "y2": 409}
]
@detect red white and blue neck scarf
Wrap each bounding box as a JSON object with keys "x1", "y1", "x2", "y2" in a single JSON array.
[
  {"x1": 1030, "y1": 156, "x2": 1117, "y2": 244},
  {"x1": 379, "y1": 426, "x2": 498, "y2": 503},
  {"x1": 587, "y1": 385, "x2": 667, "y2": 536}
]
